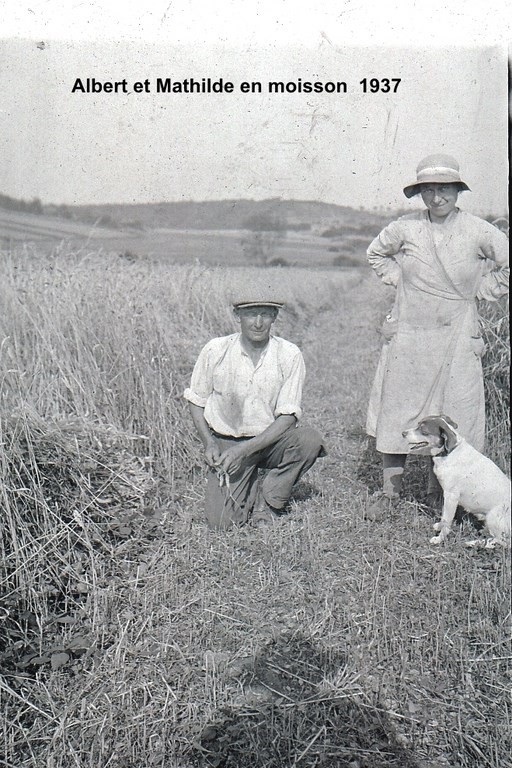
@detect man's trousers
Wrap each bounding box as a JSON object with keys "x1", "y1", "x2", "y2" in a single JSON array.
[{"x1": 204, "y1": 426, "x2": 325, "y2": 529}]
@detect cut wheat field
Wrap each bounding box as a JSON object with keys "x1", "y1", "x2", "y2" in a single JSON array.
[{"x1": 0, "y1": 244, "x2": 510, "y2": 768}]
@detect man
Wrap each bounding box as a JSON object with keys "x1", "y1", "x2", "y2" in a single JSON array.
[{"x1": 183, "y1": 290, "x2": 325, "y2": 529}]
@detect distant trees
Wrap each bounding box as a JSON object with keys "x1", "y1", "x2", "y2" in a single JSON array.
[
  {"x1": 94, "y1": 214, "x2": 119, "y2": 229},
  {"x1": 0, "y1": 193, "x2": 44, "y2": 215},
  {"x1": 241, "y1": 213, "x2": 287, "y2": 265},
  {"x1": 37, "y1": 203, "x2": 72, "y2": 219}
]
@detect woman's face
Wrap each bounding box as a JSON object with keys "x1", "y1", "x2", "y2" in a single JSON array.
[{"x1": 420, "y1": 183, "x2": 459, "y2": 220}]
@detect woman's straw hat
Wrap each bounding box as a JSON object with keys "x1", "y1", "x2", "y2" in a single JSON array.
[{"x1": 403, "y1": 154, "x2": 470, "y2": 198}]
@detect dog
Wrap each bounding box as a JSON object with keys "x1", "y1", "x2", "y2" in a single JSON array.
[{"x1": 402, "y1": 415, "x2": 511, "y2": 548}]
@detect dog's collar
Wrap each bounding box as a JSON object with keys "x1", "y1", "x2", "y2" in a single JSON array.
[{"x1": 438, "y1": 437, "x2": 461, "y2": 457}]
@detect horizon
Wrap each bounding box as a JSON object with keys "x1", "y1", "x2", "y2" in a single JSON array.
[
  {"x1": 0, "y1": 40, "x2": 508, "y2": 219},
  {"x1": 2, "y1": 192, "x2": 507, "y2": 220}
]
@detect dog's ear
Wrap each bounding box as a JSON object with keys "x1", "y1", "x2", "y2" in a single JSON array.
[
  {"x1": 439, "y1": 414, "x2": 458, "y2": 430},
  {"x1": 437, "y1": 416, "x2": 459, "y2": 453}
]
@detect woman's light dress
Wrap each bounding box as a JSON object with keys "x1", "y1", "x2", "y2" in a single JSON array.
[{"x1": 366, "y1": 209, "x2": 509, "y2": 453}]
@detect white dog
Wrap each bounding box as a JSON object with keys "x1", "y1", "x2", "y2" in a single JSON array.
[{"x1": 403, "y1": 415, "x2": 511, "y2": 547}]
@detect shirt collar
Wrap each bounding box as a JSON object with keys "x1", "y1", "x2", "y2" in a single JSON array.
[{"x1": 236, "y1": 333, "x2": 275, "y2": 361}]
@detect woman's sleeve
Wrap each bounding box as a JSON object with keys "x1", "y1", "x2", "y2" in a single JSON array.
[
  {"x1": 476, "y1": 223, "x2": 509, "y2": 301},
  {"x1": 367, "y1": 220, "x2": 404, "y2": 287}
]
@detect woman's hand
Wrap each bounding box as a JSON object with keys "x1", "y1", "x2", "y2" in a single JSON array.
[{"x1": 379, "y1": 316, "x2": 399, "y2": 341}]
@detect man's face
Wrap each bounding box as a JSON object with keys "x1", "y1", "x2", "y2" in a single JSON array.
[{"x1": 235, "y1": 305, "x2": 278, "y2": 345}]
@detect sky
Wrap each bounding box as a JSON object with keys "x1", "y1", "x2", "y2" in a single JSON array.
[{"x1": 0, "y1": 1, "x2": 510, "y2": 215}]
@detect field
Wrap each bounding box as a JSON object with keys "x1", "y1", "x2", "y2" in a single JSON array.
[
  {"x1": 0, "y1": 204, "x2": 387, "y2": 268},
  {"x1": 0, "y1": 232, "x2": 510, "y2": 768}
]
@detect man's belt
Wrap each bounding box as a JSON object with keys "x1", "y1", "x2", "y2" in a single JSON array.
[{"x1": 210, "y1": 430, "x2": 254, "y2": 441}]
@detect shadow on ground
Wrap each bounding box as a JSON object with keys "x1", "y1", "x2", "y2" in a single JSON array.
[
  {"x1": 190, "y1": 632, "x2": 421, "y2": 768},
  {"x1": 289, "y1": 480, "x2": 323, "y2": 503}
]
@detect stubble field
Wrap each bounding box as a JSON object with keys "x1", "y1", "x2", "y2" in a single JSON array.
[{"x1": 0, "y1": 239, "x2": 510, "y2": 768}]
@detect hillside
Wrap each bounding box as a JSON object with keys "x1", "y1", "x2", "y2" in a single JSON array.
[
  {"x1": 0, "y1": 198, "x2": 393, "y2": 266},
  {"x1": 69, "y1": 198, "x2": 389, "y2": 231},
  {"x1": 0, "y1": 207, "x2": 123, "y2": 244}
]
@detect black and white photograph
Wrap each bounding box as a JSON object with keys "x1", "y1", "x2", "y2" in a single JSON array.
[{"x1": 1, "y1": 3, "x2": 510, "y2": 767}]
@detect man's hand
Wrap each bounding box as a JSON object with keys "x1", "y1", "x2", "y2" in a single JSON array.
[
  {"x1": 204, "y1": 439, "x2": 222, "y2": 469},
  {"x1": 217, "y1": 443, "x2": 249, "y2": 475}
]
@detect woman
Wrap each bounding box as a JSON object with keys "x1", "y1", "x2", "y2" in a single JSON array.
[{"x1": 365, "y1": 153, "x2": 509, "y2": 512}]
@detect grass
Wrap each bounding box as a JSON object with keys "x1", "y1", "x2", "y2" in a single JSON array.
[
  {"x1": 479, "y1": 295, "x2": 510, "y2": 470},
  {"x1": 0, "y1": 242, "x2": 510, "y2": 768}
]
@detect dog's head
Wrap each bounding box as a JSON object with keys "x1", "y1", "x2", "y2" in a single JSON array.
[{"x1": 402, "y1": 415, "x2": 460, "y2": 456}]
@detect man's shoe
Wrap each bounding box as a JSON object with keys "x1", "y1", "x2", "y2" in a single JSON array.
[
  {"x1": 251, "y1": 483, "x2": 282, "y2": 527},
  {"x1": 251, "y1": 502, "x2": 282, "y2": 527}
]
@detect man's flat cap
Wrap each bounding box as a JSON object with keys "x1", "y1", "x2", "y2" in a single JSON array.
[{"x1": 231, "y1": 290, "x2": 285, "y2": 309}]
